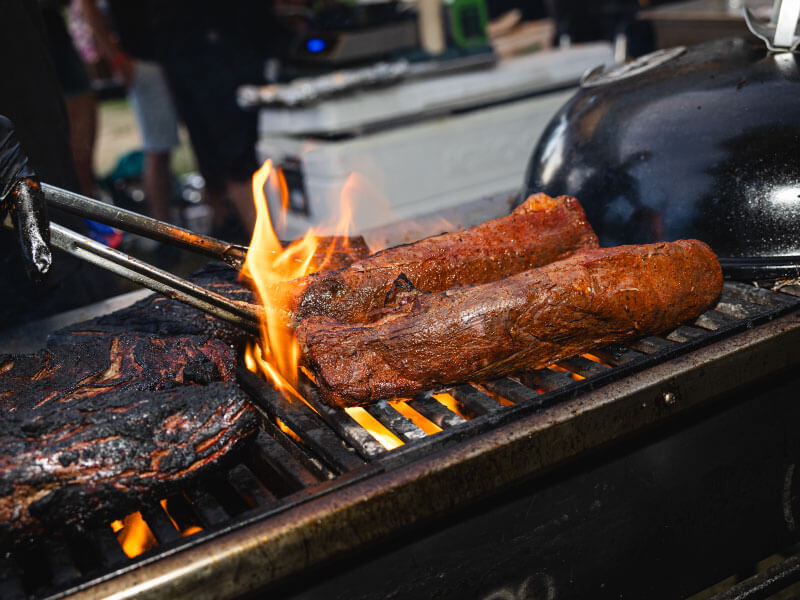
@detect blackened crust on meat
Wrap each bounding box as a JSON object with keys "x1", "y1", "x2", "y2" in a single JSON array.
[
  {"x1": 0, "y1": 334, "x2": 238, "y2": 405},
  {"x1": 48, "y1": 263, "x2": 255, "y2": 349},
  {"x1": 0, "y1": 383, "x2": 256, "y2": 542},
  {"x1": 297, "y1": 240, "x2": 723, "y2": 406},
  {"x1": 0, "y1": 263, "x2": 261, "y2": 545},
  {"x1": 287, "y1": 194, "x2": 599, "y2": 324}
]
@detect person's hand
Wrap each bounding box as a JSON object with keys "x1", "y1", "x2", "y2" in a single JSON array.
[{"x1": 0, "y1": 115, "x2": 51, "y2": 282}]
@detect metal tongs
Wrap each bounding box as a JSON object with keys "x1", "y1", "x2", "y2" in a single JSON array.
[{"x1": 39, "y1": 184, "x2": 263, "y2": 334}]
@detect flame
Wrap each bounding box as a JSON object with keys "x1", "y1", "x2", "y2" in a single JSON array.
[
  {"x1": 112, "y1": 512, "x2": 157, "y2": 558},
  {"x1": 277, "y1": 167, "x2": 290, "y2": 230},
  {"x1": 470, "y1": 383, "x2": 515, "y2": 407},
  {"x1": 345, "y1": 407, "x2": 404, "y2": 450},
  {"x1": 241, "y1": 159, "x2": 353, "y2": 402},
  {"x1": 241, "y1": 161, "x2": 444, "y2": 454},
  {"x1": 582, "y1": 352, "x2": 612, "y2": 368},
  {"x1": 275, "y1": 417, "x2": 304, "y2": 443},
  {"x1": 432, "y1": 393, "x2": 471, "y2": 420},
  {"x1": 159, "y1": 498, "x2": 203, "y2": 537},
  {"x1": 388, "y1": 399, "x2": 442, "y2": 435},
  {"x1": 549, "y1": 364, "x2": 586, "y2": 381}
]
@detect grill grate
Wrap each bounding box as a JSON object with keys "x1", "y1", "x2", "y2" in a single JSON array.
[{"x1": 3, "y1": 282, "x2": 800, "y2": 600}]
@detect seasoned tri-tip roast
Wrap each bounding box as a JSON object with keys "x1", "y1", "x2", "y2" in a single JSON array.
[
  {"x1": 298, "y1": 240, "x2": 724, "y2": 406},
  {"x1": 0, "y1": 265, "x2": 258, "y2": 543},
  {"x1": 285, "y1": 193, "x2": 598, "y2": 324}
]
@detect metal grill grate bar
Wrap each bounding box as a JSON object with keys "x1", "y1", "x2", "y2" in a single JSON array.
[
  {"x1": 409, "y1": 394, "x2": 467, "y2": 428},
  {"x1": 449, "y1": 384, "x2": 503, "y2": 416},
  {"x1": 87, "y1": 527, "x2": 128, "y2": 569},
  {"x1": 558, "y1": 356, "x2": 611, "y2": 378},
  {"x1": 483, "y1": 378, "x2": 540, "y2": 404},
  {"x1": 227, "y1": 464, "x2": 278, "y2": 508},
  {"x1": 723, "y1": 281, "x2": 798, "y2": 306},
  {"x1": 185, "y1": 487, "x2": 230, "y2": 528},
  {"x1": 247, "y1": 430, "x2": 323, "y2": 491},
  {"x1": 140, "y1": 504, "x2": 182, "y2": 545},
  {"x1": 299, "y1": 382, "x2": 386, "y2": 461},
  {"x1": 367, "y1": 401, "x2": 428, "y2": 443},
  {"x1": 627, "y1": 336, "x2": 678, "y2": 355},
  {"x1": 520, "y1": 368, "x2": 576, "y2": 393},
  {"x1": 239, "y1": 369, "x2": 365, "y2": 473},
  {"x1": 716, "y1": 296, "x2": 766, "y2": 319},
  {"x1": 665, "y1": 325, "x2": 709, "y2": 342}
]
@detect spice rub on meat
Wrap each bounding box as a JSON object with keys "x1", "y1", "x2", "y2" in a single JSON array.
[
  {"x1": 0, "y1": 265, "x2": 258, "y2": 544},
  {"x1": 286, "y1": 194, "x2": 598, "y2": 324},
  {"x1": 297, "y1": 240, "x2": 723, "y2": 406}
]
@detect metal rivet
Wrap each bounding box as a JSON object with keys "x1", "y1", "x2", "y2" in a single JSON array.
[{"x1": 663, "y1": 391, "x2": 677, "y2": 406}]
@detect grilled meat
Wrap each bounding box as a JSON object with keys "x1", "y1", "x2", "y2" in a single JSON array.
[
  {"x1": 0, "y1": 264, "x2": 259, "y2": 542},
  {"x1": 286, "y1": 194, "x2": 598, "y2": 324},
  {"x1": 50, "y1": 263, "x2": 255, "y2": 348},
  {"x1": 0, "y1": 378, "x2": 255, "y2": 542},
  {"x1": 298, "y1": 240, "x2": 723, "y2": 406},
  {"x1": 305, "y1": 235, "x2": 370, "y2": 271}
]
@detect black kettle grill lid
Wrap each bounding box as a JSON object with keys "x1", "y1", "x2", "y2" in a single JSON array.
[{"x1": 524, "y1": 30, "x2": 800, "y2": 280}]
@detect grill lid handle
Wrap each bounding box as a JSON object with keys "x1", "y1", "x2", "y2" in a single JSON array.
[{"x1": 745, "y1": 0, "x2": 800, "y2": 52}]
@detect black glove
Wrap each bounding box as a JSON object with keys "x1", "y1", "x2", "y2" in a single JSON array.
[{"x1": 0, "y1": 115, "x2": 51, "y2": 282}]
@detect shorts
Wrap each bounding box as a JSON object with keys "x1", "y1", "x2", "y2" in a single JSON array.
[
  {"x1": 160, "y1": 32, "x2": 262, "y2": 188},
  {"x1": 129, "y1": 60, "x2": 180, "y2": 153},
  {"x1": 49, "y1": 26, "x2": 92, "y2": 98}
]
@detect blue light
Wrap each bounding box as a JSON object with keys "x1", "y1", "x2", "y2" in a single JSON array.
[{"x1": 306, "y1": 38, "x2": 326, "y2": 53}]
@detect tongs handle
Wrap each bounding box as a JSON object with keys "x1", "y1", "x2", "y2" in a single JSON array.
[
  {"x1": 47, "y1": 221, "x2": 262, "y2": 334},
  {"x1": 42, "y1": 183, "x2": 248, "y2": 270}
]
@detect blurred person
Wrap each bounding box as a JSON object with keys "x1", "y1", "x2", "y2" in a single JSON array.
[
  {"x1": 78, "y1": 0, "x2": 179, "y2": 223},
  {"x1": 0, "y1": 0, "x2": 118, "y2": 325},
  {"x1": 149, "y1": 0, "x2": 285, "y2": 238},
  {"x1": 38, "y1": 0, "x2": 98, "y2": 197}
]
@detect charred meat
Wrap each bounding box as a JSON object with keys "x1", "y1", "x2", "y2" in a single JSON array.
[
  {"x1": 286, "y1": 194, "x2": 598, "y2": 324},
  {"x1": 298, "y1": 240, "x2": 723, "y2": 406},
  {"x1": 0, "y1": 265, "x2": 258, "y2": 543}
]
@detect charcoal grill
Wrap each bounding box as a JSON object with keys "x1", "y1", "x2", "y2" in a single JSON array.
[{"x1": 4, "y1": 281, "x2": 800, "y2": 599}]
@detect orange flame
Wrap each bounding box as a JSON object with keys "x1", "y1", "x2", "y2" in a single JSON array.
[
  {"x1": 241, "y1": 161, "x2": 444, "y2": 454},
  {"x1": 241, "y1": 159, "x2": 353, "y2": 402},
  {"x1": 275, "y1": 417, "x2": 304, "y2": 443},
  {"x1": 432, "y1": 392, "x2": 471, "y2": 420},
  {"x1": 159, "y1": 498, "x2": 203, "y2": 537},
  {"x1": 112, "y1": 512, "x2": 157, "y2": 558},
  {"x1": 388, "y1": 399, "x2": 442, "y2": 435},
  {"x1": 345, "y1": 407, "x2": 404, "y2": 450}
]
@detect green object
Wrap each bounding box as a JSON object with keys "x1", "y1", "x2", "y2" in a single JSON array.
[
  {"x1": 108, "y1": 150, "x2": 144, "y2": 181},
  {"x1": 445, "y1": 0, "x2": 489, "y2": 49}
]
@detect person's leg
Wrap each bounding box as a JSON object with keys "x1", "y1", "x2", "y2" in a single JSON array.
[
  {"x1": 143, "y1": 151, "x2": 172, "y2": 222},
  {"x1": 64, "y1": 90, "x2": 97, "y2": 196},
  {"x1": 128, "y1": 61, "x2": 179, "y2": 222},
  {"x1": 227, "y1": 179, "x2": 256, "y2": 233}
]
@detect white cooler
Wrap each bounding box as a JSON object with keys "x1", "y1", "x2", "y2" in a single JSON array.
[{"x1": 257, "y1": 43, "x2": 613, "y2": 247}]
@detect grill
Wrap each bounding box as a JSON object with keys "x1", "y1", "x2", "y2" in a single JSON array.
[{"x1": 4, "y1": 281, "x2": 800, "y2": 599}]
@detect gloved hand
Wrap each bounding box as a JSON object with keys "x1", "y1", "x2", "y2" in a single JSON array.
[{"x1": 0, "y1": 115, "x2": 51, "y2": 282}]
